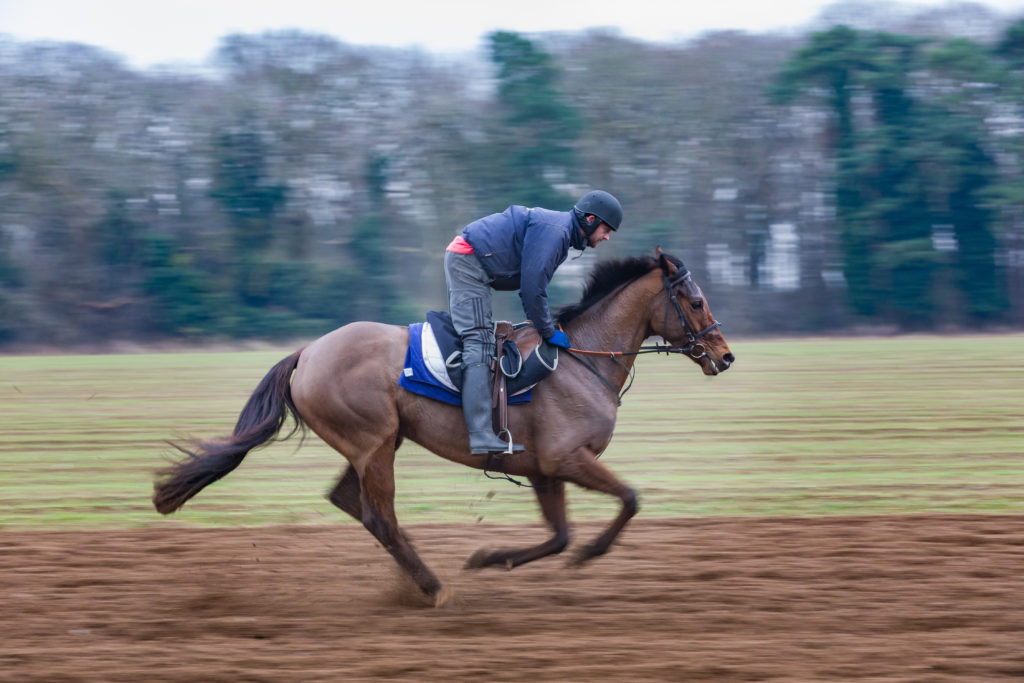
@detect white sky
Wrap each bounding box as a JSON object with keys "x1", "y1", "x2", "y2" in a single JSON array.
[{"x1": 2, "y1": 0, "x2": 1022, "y2": 68}]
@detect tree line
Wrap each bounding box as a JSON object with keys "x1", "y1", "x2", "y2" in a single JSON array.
[{"x1": 1, "y1": 5, "x2": 1023, "y2": 346}]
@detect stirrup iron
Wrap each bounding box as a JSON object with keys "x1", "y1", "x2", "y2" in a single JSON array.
[{"x1": 498, "y1": 428, "x2": 524, "y2": 455}]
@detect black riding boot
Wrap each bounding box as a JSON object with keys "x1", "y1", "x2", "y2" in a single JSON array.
[{"x1": 461, "y1": 362, "x2": 522, "y2": 455}]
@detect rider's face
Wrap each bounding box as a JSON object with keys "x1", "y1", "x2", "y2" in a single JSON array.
[{"x1": 587, "y1": 222, "x2": 613, "y2": 248}]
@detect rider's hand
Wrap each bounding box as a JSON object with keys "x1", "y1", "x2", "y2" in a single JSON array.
[{"x1": 546, "y1": 330, "x2": 571, "y2": 349}]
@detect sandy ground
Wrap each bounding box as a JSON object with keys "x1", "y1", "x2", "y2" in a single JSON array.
[{"x1": 1, "y1": 515, "x2": 1023, "y2": 682}]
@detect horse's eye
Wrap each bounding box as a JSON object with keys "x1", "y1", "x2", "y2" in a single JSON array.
[{"x1": 690, "y1": 300, "x2": 704, "y2": 310}]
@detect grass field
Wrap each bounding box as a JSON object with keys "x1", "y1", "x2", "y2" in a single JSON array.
[{"x1": 1, "y1": 335, "x2": 1022, "y2": 529}]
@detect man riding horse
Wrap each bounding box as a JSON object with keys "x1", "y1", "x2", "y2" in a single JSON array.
[
  {"x1": 154, "y1": 231, "x2": 733, "y2": 604},
  {"x1": 444, "y1": 190, "x2": 623, "y2": 455}
]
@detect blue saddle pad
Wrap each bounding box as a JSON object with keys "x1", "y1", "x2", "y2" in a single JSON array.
[{"x1": 399, "y1": 322, "x2": 532, "y2": 406}]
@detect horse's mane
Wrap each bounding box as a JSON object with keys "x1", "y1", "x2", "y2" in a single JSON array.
[{"x1": 556, "y1": 253, "x2": 684, "y2": 326}]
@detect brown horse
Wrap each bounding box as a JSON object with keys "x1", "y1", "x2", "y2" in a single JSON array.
[{"x1": 153, "y1": 249, "x2": 733, "y2": 605}]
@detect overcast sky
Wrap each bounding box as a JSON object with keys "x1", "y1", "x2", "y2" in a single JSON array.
[{"x1": 2, "y1": 0, "x2": 1022, "y2": 68}]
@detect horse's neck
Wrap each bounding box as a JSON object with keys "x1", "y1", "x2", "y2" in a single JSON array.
[{"x1": 563, "y1": 274, "x2": 659, "y2": 378}]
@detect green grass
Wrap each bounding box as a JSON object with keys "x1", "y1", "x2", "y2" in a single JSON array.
[{"x1": 1, "y1": 335, "x2": 1022, "y2": 529}]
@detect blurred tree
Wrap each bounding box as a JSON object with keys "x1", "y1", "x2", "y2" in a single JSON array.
[
  {"x1": 992, "y1": 18, "x2": 1024, "y2": 325},
  {"x1": 947, "y1": 136, "x2": 1005, "y2": 320},
  {"x1": 94, "y1": 192, "x2": 144, "y2": 291},
  {"x1": 772, "y1": 26, "x2": 878, "y2": 316},
  {"x1": 215, "y1": 30, "x2": 347, "y2": 92},
  {"x1": 348, "y1": 154, "x2": 409, "y2": 323},
  {"x1": 0, "y1": 10, "x2": 1022, "y2": 347},
  {"x1": 139, "y1": 232, "x2": 218, "y2": 337},
  {"x1": 922, "y1": 37, "x2": 1010, "y2": 322},
  {"x1": 0, "y1": 124, "x2": 14, "y2": 182},
  {"x1": 485, "y1": 31, "x2": 582, "y2": 208},
  {"x1": 210, "y1": 124, "x2": 287, "y2": 309},
  {"x1": 995, "y1": 18, "x2": 1024, "y2": 70},
  {"x1": 773, "y1": 26, "x2": 1008, "y2": 327},
  {"x1": 0, "y1": 223, "x2": 24, "y2": 343},
  {"x1": 854, "y1": 32, "x2": 938, "y2": 326}
]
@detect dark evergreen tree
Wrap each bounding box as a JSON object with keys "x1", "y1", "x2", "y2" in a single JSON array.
[
  {"x1": 486, "y1": 31, "x2": 582, "y2": 208},
  {"x1": 210, "y1": 125, "x2": 287, "y2": 310},
  {"x1": 773, "y1": 26, "x2": 1008, "y2": 327}
]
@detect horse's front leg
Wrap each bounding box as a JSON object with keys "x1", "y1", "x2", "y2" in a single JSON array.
[
  {"x1": 465, "y1": 475, "x2": 570, "y2": 570},
  {"x1": 557, "y1": 447, "x2": 638, "y2": 567}
]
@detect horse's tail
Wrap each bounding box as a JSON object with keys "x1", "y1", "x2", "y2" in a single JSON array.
[{"x1": 153, "y1": 349, "x2": 305, "y2": 515}]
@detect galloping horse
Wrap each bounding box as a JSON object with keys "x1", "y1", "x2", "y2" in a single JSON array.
[{"x1": 153, "y1": 249, "x2": 733, "y2": 605}]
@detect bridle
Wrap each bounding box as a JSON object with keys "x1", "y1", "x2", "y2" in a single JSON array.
[
  {"x1": 660, "y1": 268, "x2": 721, "y2": 361},
  {"x1": 563, "y1": 267, "x2": 722, "y2": 404},
  {"x1": 567, "y1": 267, "x2": 721, "y2": 361}
]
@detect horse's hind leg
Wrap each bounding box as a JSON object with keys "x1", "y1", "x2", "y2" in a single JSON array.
[
  {"x1": 330, "y1": 463, "x2": 415, "y2": 546},
  {"x1": 557, "y1": 447, "x2": 638, "y2": 567},
  {"x1": 358, "y1": 449, "x2": 447, "y2": 605},
  {"x1": 465, "y1": 475, "x2": 569, "y2": 570},
  {"x1": 327, "y1": 464, "x2": 362, "y2": 521}
]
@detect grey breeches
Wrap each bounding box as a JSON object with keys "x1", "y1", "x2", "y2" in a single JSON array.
[{"x1": 444, "y1": 251, "x2": 495, "y2": 366}]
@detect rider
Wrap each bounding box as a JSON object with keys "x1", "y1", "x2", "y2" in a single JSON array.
[{"x1": 444, "y1": 190, "x2": 623, "y2": 455}]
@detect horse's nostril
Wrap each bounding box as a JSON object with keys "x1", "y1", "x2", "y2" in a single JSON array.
[{"x1": 723, "y1": 353, "x2": 735, "y2": 365}]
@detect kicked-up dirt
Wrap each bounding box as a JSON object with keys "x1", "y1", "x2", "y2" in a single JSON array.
[{"x1": 1, "y1": 515, "x2": 1023, "y2": 681}]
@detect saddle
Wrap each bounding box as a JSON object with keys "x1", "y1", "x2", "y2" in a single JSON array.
[{"x1": 423, "y1": 311, "x2": 558, "y2": 437}]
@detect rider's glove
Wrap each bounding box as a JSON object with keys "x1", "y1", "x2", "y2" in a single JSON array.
[{"x1": 546, "y1": 329, "x2": 571, "y2": 349}]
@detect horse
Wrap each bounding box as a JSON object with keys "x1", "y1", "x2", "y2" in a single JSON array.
[{"x1": 153, "y1": 249, "x2": 733, "y2": 606}]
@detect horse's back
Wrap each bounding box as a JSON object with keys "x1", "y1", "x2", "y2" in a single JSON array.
[{"x1": 299, "y1": 318, "x2": 406, "y2": 363}]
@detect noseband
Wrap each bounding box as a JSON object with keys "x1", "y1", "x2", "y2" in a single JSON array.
[{"x1": 662, "y1": 269, "x2": 721, "y2": 361}]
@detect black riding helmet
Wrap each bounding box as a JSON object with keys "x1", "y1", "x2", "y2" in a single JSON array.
[{"x1": 574, "y1": 190, "x2": 623, "y2": 236}]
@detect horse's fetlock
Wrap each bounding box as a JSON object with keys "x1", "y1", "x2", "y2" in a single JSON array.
[{"x1": 622, "y1": 488, "x2": 639, "y2": 517}]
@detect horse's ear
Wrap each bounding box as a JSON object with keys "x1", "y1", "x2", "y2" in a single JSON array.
[{"x1": 656, "y1": 247, "x2": 678, "y2": 275}]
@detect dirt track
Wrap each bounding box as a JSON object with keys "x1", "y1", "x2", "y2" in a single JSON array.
[{"x1": 1, "y1": 515, "x2": 1022, "y2": 682}]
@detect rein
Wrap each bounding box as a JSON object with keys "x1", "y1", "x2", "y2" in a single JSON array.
[
  {"x1": 562, "y1": 268, "x2": 722, "y2": 404},
  {"x1": 563, "y1": 349, "x2": 634, "y2": 405}
]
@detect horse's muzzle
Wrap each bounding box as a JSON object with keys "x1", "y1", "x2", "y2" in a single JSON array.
[{"x1": 705, "y1": 352, "x2": 734, "y2": 375}]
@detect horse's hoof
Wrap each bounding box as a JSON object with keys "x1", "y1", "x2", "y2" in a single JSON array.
[
  {"x1": 567, "y1": 545, "x2": 596, "y2": 568},
  {"x1": 464, "y1": 548, "x2": 490, "y2": 570},
  {"x1": 433, "y1": 584, "x2": 455, "y2": 608}
]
